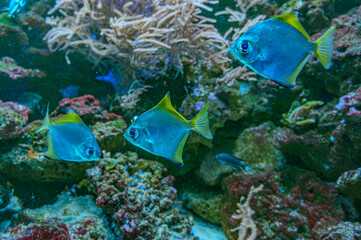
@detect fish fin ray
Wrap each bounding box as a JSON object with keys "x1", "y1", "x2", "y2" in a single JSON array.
[
  {"x1": 154, "y1": 92, "x2": 176, "y2": 112},
  {"x1": 190, "y1": 102, "x2": 213, "y2": 139},
  {"x1": 46, "y1": 132, "x2": 57, "y2": 159},
  {"x1": 278, "y1": 53, "x2": 311, "y2": 88},
  {"x1": 313, "y1": 25, "x2": 336, "y2": 69},
  {"x1": 154, "y1": 92, "x2": 187, "y2": 122},
  {"x1": 273, "y1": 12, "x2": 311, "y2": 40},
  {"x1": 36, "y1": 104, "x2": 52, "y2": 133},
  {"x1": 53, "y1": 109, "x2": 84, "y2": 125},
  {"x1": 171, "y1": 131, "x2": 189, "y2": 166}
]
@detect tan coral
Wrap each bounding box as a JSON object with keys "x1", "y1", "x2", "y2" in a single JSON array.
[
  {"x1": 44, "y1": 0, "x2": 228, "y2": 76},
  {"x1": 230, "y1": 184, "x2": 264, "y2": 240}
]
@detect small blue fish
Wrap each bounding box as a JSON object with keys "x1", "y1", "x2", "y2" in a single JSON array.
[
  {"x1": 216, "y1": 153, "x2": 251, "y2": 172},
  {"x1": 96, "y1": 69, "x2": 120, "y2": 91},
  {"x1": 124, "y1": 92, "x2": 213, "y2": 166},
  {"x1": 36, "y1": 108, "x2": 101, "y2": 162},
  {"x1": 59, "y1": 85, "x2": 80, "y2": 98},
  {"x1": 7, "y1": 0, "x2": 26, "y2": 17},
  {"x1": 229, "y1": 12, "x2": 335, "y2": 88}
]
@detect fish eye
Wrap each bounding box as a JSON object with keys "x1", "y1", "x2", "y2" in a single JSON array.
[
  {"x1": 240, "y1": 40, "x2": 250, "y2": 53},
  {"x1": 129, "y1": 128, "x2": 139, "y2": 140},
  {"x1": 86, "y1": 147, "x2": 95, "y2": 157}
]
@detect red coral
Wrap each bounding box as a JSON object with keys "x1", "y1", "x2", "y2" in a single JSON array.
[
  {"x1": 53, "y1": 95, "x2": 125, "y2": 124},
  {"x1": 5, "y1": 218, "x2": 70, "y2": 240},
  {"x1": 221, "y1": 171, "x2": 343, "y2": 239}
]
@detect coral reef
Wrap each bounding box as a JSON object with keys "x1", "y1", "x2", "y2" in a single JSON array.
[
  {"x1": 234, "y1": 122, "x2": 284, "y2": 171},
  {"x1": 318, "y1": 221, "x2": 361, "y2": 240},
  {"x1": 221, "y1": 171, "x2": 343, "y2": 239},
  {"x1": 337, "y1": 168, "x2": 361, "y2": 200},
  {"x1": 0, "y1": 101, "x2": 30, "y2": 140},
  {"x1": 44, "y1": 0, "x2": 227, "y2": 78},
  {"x1": 180, "y1": 185, "x2": 222, "y2": 224},
  {"x1": 84, "y1": 151, "x2": 195, "y2": 239},
  {"x1": 281, "y1": 99, "x2": 324, "y2": 128},
  {"x1": 0, "y1": 57, "x2": 45, "y2": 80},
  {"x1": 274, "y1": 86, "x2": 361, "y2": 180},
  {"x1": 230, "y1": 184, "x2": 263, "y2": 240},
  {"x1": 1, "y1": 192, "x2": 110, "y2": 239},
  {"x1": 0, "y1": 95, "x2": 126, "y2": 183}
]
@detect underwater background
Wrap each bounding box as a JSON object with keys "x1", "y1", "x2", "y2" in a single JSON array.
[{"x1": 0, "y1": 0, "x2": 361, "y2": 239}]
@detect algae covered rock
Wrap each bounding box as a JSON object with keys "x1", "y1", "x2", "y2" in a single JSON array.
[
  {"x1": 181, "y1": 187, "x2": 222, "y2": 225},
  {"x1": 90, "y1": 118, "x2": 127, "y2": 153},
  {"x1": 1, "y1": 192, "x2": 110, "y2": 239},
  {"x1": 337, "y1": 168, "x2": 361, "y2": 200},
  {"x1": 85, "y1": 152, "x2": 196, "y2": 240},
  {"x1": 0, "y1": 101, "x2": 30, "y2": 140},
  {"x1": 234, "y1": 122, "x2": 284, "y2": 171},
  {"x1": 275, "y1": 86, "x2": 361, "y2": 180},
  {"x1": 196, "y1": 151, "x2": 234, "y2": 186},
  {"x1": 221, "y1": 171, "x2": 343, "y2": 240}
]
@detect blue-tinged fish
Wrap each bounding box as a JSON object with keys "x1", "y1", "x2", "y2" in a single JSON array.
[
  {"x1": 229, "y1": 12, "x2": 335, "y2": 89},
  {"x1": 36, "y1": 108, "x2": 101, "y2": 162},
  {"x1": 59, "y1": 85, "x2": 80, "y2": 98},
  {"x1": 6, "y1": 0, "x2": 26, "y2": 17},
  {"x1": 124, "y1": 92, "x2": 213, "y2": 166},
  {"x1": 216, "y1": 153, "x2": 251, "y2": 172}
]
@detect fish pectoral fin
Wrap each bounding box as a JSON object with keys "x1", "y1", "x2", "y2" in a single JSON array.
[
  {"x1": 273, "y1": 12, "x2": 311, "y2": 41},
  {"x1": 313, "y1": 25, "x2": 336, "y2": 69},
  {"x1": 53, "y1": 109, "x2": 84, "y2": 125},
  {"x1": 171, "y1": 132, "x2": 189, "y2": 167},
  {"x1": 277, "y1": 53, "x2": 311, "y2": 89}
]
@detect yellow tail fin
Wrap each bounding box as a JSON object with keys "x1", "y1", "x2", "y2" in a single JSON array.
[
  {"x1": 313, "y1": 25, "x2": 336, "y2": 69},
  {"x1": 190, "y1": 103, "x2": 213, "y2": 139},
  {"x1": 36, "y1": 104, "x2": 51, "y2": 133}
]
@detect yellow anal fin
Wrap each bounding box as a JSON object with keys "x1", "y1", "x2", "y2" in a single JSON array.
[
  {"x1": 273, "y1": 12, "x2": 311, "y2": 41},
  {"x1": 171, "y1": 131, "x2": 189, "y2": 167},
  {"x1": 53, "y1": 109, "x2": 84, "y2": 125},
  {"x1": 46, "y1": 131, "x2": 57, "y2": 160},
  {"x1": 279, "y1": 53, "x2": 311, "y2": 89}
]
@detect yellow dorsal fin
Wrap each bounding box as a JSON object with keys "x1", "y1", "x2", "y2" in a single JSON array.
[
  {"x1": 154, "y1": 92, "x2": 176, "y2": 112},
  {"x1": 36, "y1": 104, "x2": 52, "y2": 133},
  {"x1": 171, "y1": 131, "x2": 189, "y2": 167},
  {"x1": 53, "y1": 109, "x2": 84, "y2": 125},
  {"x1": 273, "y1": 12, "x2": 310, "y2": 41},
  {"x1": 154, "y1": 92, "x2": 187, "y2": 121}
]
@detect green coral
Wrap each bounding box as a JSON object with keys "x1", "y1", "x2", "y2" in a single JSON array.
[{"x1": 282, "y1": 99, "x2": 324, "y2": 128}]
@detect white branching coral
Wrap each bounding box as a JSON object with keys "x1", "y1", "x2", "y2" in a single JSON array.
[
  {"x1": 112, "y1": 81, "x2": 151, "y2": 112},
  {"x1": 230, "y1": 184, "x2": 264, "y2": 240},
  {"x1": 215, "y1": 1, "x2": 266, "y2": 86}
]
